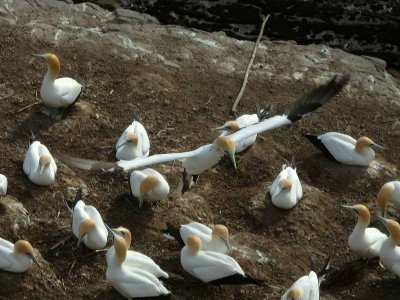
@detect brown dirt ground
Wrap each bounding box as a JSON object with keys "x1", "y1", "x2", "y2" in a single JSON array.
[{"x1": 1, "y1": 17, "x2": 400, "y2": 300}]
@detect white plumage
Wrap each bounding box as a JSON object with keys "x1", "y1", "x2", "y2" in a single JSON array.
[
  {"x1": 116, "y1": 120, "x2": 150, "y2": 161},
  {"x1": 0, "y1": 238, "x2": 39, "y2": 273},
  {"x1": 378, "y1": 218, "x2": 400, "y2": 277},
  {"x1": 377, "y1": 181, "x2": 400, "y2": 216},
  {"x1": 280, "y1": 271, "x2": 319, "y2": 300},
  {"x1": 0, "y1": 174, "x2": 7, "y2": 195}
]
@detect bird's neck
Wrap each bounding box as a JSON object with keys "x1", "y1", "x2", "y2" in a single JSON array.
[
  {"x1": 354, "y1": 219, "x2": 369, "y2": 233},
  {"x1": 45, "y1": 63, "x2": 59, "y2": 81}
]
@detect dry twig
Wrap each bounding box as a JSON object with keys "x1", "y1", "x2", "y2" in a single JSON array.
[{"x1": 16, "y1": 101, "x2": 41, "y2": 113}]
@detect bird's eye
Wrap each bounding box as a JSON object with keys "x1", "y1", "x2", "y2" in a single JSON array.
[{"x1": 226, "y1": 126, "x2": 231, "y2": 130}]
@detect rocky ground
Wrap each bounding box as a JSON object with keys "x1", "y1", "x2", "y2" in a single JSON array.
[{"x1": 0, "y1": 1, "x2": 400, "y2": 299}]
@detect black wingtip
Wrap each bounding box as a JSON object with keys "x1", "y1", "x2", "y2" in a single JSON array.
[
  {"x1": 317, "y1": 257, "x2": 331, "y2": 278},
  {"x1": 163, "y1": 222, "x2": 185, "y2": 247},
  {"x1": 303, "y1": 133, "x2": 337, "y2": 161}
]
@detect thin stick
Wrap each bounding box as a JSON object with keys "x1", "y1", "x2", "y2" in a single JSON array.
[
  {"x1": 0, "y1": 91, "x2": 14, "y2": 100},
  {"x1": 231, "y1": 14, "x2": 270, "y2": 114},
  {"x1": 50, "y1": 235, "x2": 72, "y2": 250},
  {"x1": 16, "y1": 101, "x2": 41, "y2": 113}
]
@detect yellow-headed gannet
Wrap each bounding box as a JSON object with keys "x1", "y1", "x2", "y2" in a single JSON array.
[
  {"x1": 106, "y1": 226, "x2": 170, "y2": 298},
  {"x1": 23, "y1": 141, "x2": 57, "y2": 186},
  {"x1": 65, "y1": 189, "x2": 108, "y2": 250},
  {"x1": 116, "y1": 120, "x2": 150, "y2": 161},
  {"x1": 33, "y1": 53, "x2": 83, "y2": 119},
  {"x1": 0, "y1": 174, "x2": 7, "y2": 195},
  {"x1": 128, "y1": 168, "x2": 170, "y2": 208},
  {"x1": 304, "y1": 132, "x2": 383, "y2": 166},
  {"x1": 163, "y1": 222, "x2": 231, "y2": 254},
  {"x1": 270, "y1": 164, "x2": 303, "y2": 209},
  {"x1": 377, "y1": 181, "x2": 400, "y2": 217},
  {"x1": 281, "y1": 258, "x2": 330, "y2": 300},
  {"x1": 341, "y1": 204, "x2": 386, "y2": 259},
  {"x1": 377, "y1": 217, "x2": 400, "y2": 276},
  {"x1": 180, "y1": 235, "x2": 262, "y2": 285},
  {"x1": 0, "y1": 238, "x2": 40, "y2": 272},
  {"x1": 55, "y1": 76, "x2": 349, "y2": 194},
  {"x1": 106, "y1": 226, "x2": 169, "y2": 278}
]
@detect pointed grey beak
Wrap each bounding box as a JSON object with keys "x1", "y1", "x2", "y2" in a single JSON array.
[
  {"x1": 221, "y1": 237, "x2": 232, "y2": 252},
  {"x1": 214, "y1": 125, "x2": 229, "y2": 132},
  {"x1": 105, "y1": 224, "x2": 115, "y2": 242},
  {"x1": 341, "y1": 205, "x2": 357, "y2": 216},
  {"x1": 77, "y1": 234, "x2": 86, "y2": 247},
  {"x1": 377, "y1": 216, "x2": 387, "y2": 224},
  {"x1": 32, "y1": 54, "x2": 45, "y2": 59},
  {"x1": 39, "y1": 163, "x2": 48, "y2": 176},
  {"x1": 371, "y1": 143, "x2": 384, "y2": 151},
  {"x1": 226, "y1": 153, "x2": 236, "y2": 169},
  {"x1": 380, "y1": 206, "x2": 386, "y2": 218},
  {"x1": 27, "y1": 253, "x2": 41, "y2": 268}
]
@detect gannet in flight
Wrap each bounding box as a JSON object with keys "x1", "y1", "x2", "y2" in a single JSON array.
[
  {"x1": 270, "y1": 164, "x2": 302, "y2": 209},
  {"x1": 0, "y1": 174, "x2": 7, "y2": 196},
  {"x1": 116, "y1": 120, "x2": 150, "y2": 161},
  {"x1": 23, "y1": 141, "x2": 57, "y2": 186},
  {"x1": 341, "y1": 204, "x2": 386, "y2": 258},
  {"x1": 377, "y1": 217, "x2": 400, "y2": 277},
  {"x1": 280, "y1": 258, "x2": 330, "y2": 300},
  {"x1": 304, "y1": 132, "x2": 383, "y2": 166},
  {"x1": 163, "y1": 222, "x2": 231, "y2": 254},
  {"x1": 0, "y1": 238, "x2": 40, "y2": 272},
  {"x1": 66, "y1": 189, "x2": 108, "y2": 250},
  {"x1": 33, "y1": 53, "x2": 83, "y2": 119},
  {"x1": 55, "y1": 76, "x2": 349, "y2": 194},
  {"x1": 377, "y1": 181, "x2": 400, "y2": 217},
  {"x1": 106, "y1": 226, "x2": 170, "y2": 299}
]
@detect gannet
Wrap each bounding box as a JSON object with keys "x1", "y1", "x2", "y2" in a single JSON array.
[
  {"x1": 66, "y1": 189, "x2": 108, "y2": 250},
  {"x1": 304, "y1": 132, "x2": 383, "y2": 166},
  {"x1": 106, "y1": 226, "x2": 170, "y2": 299},
  {"x1": 0, "y1": 174, "x2": 7, "y2": 195},
  {"x1": 377, "y1": 181, "x2": 400, "y2": 217},
  {"x1": 180, "y1": 235, "x2": 261, "y2": 285},
  {"x1": 0, "y1": 238, "x2": 40, "y2": 272},
  {"x1": 341, "y1": 204, "x2": 386, "y2": 258},
  {"x1": 106, "y1": 226, "x2": 169, "y2": 278},
  {"x1": 128, "y1": 168, "x2": 169, "y2": 208},
  {"x1": 55, "y1": 76, "x2": 349, "y2": 194},
  {"x1": 23, "y1": 141, "x2": 57, "y2": 186},
  {"x1": 33, "y1": 53, "x2": 83, "y2": 119},
  {"x1": 377, "y1": 217, "x2": 400, "y2": 276},
  {"x1": 281, "y1": 258, "x2": 330, "y2": 300},
  {"x1": 116, "y1": 120, "x2": 150, "y2": 161},
  {"x1": 163, "y1": 222, "x2": 231, "y2": 254},
  {"x1": 270, "y1": 164, "x2": 303, "y2": 209}
]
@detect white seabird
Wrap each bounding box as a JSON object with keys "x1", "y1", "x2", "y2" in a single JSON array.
[
  {"x1": 377, "y1": 181, "x2": 400, "y2": 217},
  {"x1": 23, "y1": 141, "x2": 57, "y2": 186},
  {"x1": 377, "y1": 217, "x2": 400, "y2": 276},
  {"x1": 304, "y1": 132, "x2": 383, "y2": 166},
  {"x1": 0, "y1": 238, "x2": 40, "y2": 272},
  {"x1": 341, "y1": 204, "x2": 386, "y2": 258},
  {"x1": 0, "y1": 174, "x2": 7, "y2": 196},
  {"x1": 163, "y1": 222, "x2": 231, "y2": 254},
  {"x1": 116, "y1": 120, "x2": 150, "y2": 161},
  {"x1": 270, "y1": 164, "x2": 303, "y2": 209}
]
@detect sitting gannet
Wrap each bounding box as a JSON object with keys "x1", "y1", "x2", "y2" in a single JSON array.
[
  {"x1": 33, "y1": 53, "x2": 83, "y2": 119},
  {"x1": 181, "y1": 235, "x2": 261, "y2": 285},
  {"x1": 341, "y1": 204, "x2": 386, "y2": 258},
  {"x1": 128, "y1": 168, "x2": 170, "y2": 208},
  {"x1": 270, "y1": 164, "x2": 303, "y2": 209},
  {"x1": 377, "y1": 181, "x2": 400, "y2": 217},
  {"x1": 377, "y1": 217, "x2": 400, "y2": 276},
  {"x1": 116, "y1": 120, "x2": 150, "y2": 161},
  {"x1": 106, "y1": 226, "x2": 168, "y2": 278},
  {"x1": 0, "y1": 174, "x2": 7, "y2": 195},
  {"x1": 281, "y1": 258, "x2": 330, "y2": 300},
  {"x1": 106, "y1": 226, "x2": 170, "y2": 299},
  {"x1": 304, "y1": 132, "x2": 383, "y2": 166},
  {"x1": 0, "y1": 238, "x2": 40, "y2": 272},
  {"x1": 163, "y1": 222, "x2": 231, "y2": 254},
  {"x1": 55, "y1": 76, "x2": 349, "y2": 195},
  {"x1": 23, "y1": 141, "x2": 57, "y2": 186},
  {"x1": 66, "y1": 189, "x2": 108, "y2": 250}
]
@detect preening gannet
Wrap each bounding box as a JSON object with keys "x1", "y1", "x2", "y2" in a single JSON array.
[
  {"x1": 116, "y1": 120, "x2": 150, "y2": 161},
  {"x1": 304, "y1": 132, "x2": 383, "y2": 166},
  {"x1": 23, "y1": 141, "x2": 57, "y2": 186},
  {"x1": 341, "y1": 204, "x2": 386, "y2": 258},
  {"x1": 0, "y1": 174, "x2": 7, "y2": 195},
  {"x1": 377, "y1": 217, "x2": 400, "y2": 276},
  {"x1": 377, "y1": 181, "x2": 400, "y2": 217},
  {"x1": 163, "y1": 222, "x2": 231, "y2": 254},
  {"x1": 0, "y1": 238, "x2": 40, "y2": 272}
]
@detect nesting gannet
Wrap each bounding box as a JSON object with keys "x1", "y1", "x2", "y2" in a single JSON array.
[
  {"x1": 106, "y1": 226, "x2": 169, "y2": 278},
  {"x1": 23, "y1": 141, "x2": 57, "y2": 186},
  {"x1": 0, "y1": 238, "x2": 40, "y2": 272},
  {"x1": 377, "y1": 181, "x2": 400, "y2": 217},
  {"x1": 163, "y1": 222, "x2": 231, "y2": 254},
  {"x1": 377, "y1": 217, "x2": 400, "y2": 276},
  {"x1": 128, "y1": 168, "x2": 169, "y2": 207},
  {"x1": 116, "y1": 120, "x2": 150, "y2": 161},
  {"x1": 181, "y1": 235, "x2": 261, "y2": 285},
  {"x1": 304, "y1": 132, "x2": 383, "y2": 166},
  {"x1": 55, "y1": 76, "x2": 349, "y2": 194},
  {"x1": 281, "y1": 258, "x2": 330, "y2": 300},
  {"x1": 270, "y1": 164, "x2": 303, "y2": 209},
  {"x1": 341, "y1": 204, "x2": 386, "y2": 258},
  {"x1": 106, "y1": 226, "x2": 170, "y2": 299},
  {"x1": 66, "y1": 189, "x2": 108, "y2": 250},
  {"x1": 0, "y1": 174, "x2": 7, "y2": 195},
  {"x1": 33, "y1": 53, "x2": 83, "y2": 119}
]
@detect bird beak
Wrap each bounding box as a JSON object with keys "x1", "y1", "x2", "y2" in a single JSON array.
[
  {"x1": 377, "y1": 216, "x2": 387, "y2": 224},
  {"x1": 26, "y1": 253, "x2": 41, "y2": 268},
  {"x1": 39, "y1": 163, "x2": 47, "y2": 176},
  {"x1": 340, "y1": 205, "x2": 357, "y2": 216},
  {"x1": 371, "y1": 143, "x2": 384, "y2": 151},
  {"x1": 32, "y1": 54, "x2": 45, "y2": 59},
  {"x1": 213, "y1": 125, "x2": 228, "y2": 132},
  {"x1": 77, "y1": 234, "x2": 86, "y2": 247},
  {"x1": 138, "y1": 196, "x2": 144, "y2": 208},
  {"x1": 221, "y1": 237, "x2": 232, "y2": 252},
  {"x1": 226, "y1": 153, "x2": 236, "y2": 169},
  {"x1": 105, "y1": 224, "x2": 115, "y2": 242}
]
